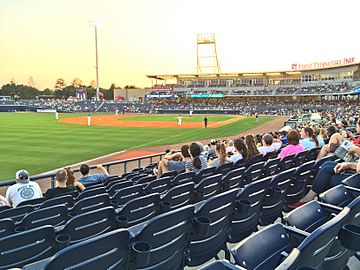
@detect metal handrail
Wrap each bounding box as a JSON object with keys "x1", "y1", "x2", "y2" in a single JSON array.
[{"x1": 0, "y1": 152, "x2": 165, "y2": 188}]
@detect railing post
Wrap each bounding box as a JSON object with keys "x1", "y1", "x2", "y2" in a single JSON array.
[
  {"x1": 124, "y1": 162, "x2": 127, "y2": 174},
  {"x1": 51, "y1": 175, "x2": 56, "y2": 189},
  {"x1": 106, "y1": 165, "x2": 110, "y2": 174},
  {"x1": 138, "y1": 159, "x2": 141, "y2": 168}
]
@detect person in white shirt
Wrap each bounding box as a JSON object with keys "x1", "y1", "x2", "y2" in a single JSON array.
[
  {"x1": 55, "y1": 111, "x2": 59, "y2": 120},
  {"x1": 257, "y1": 134, "x2": 282, "y2": 156},
  {"x1": 5, "y1": 170, "x2": 43, "y2": 207},
  {"x1": 177, "y1": 115, "x2": 182, "y2": 126},
  {"x1": 87, "y1": 114, "x2": 91, "y2": 126}
]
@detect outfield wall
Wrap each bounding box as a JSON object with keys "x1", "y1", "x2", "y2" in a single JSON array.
[{"x1": 0, "y1": 105, "x2": 37, "y2": 112}]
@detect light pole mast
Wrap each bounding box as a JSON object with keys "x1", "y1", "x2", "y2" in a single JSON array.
[{"x1": 90, "y1": 20, "x2": 100, "y2": 101}]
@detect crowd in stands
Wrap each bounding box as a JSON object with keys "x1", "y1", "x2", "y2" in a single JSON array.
[{"x1": 275, "y1": 83, "x2": 353, "y2": 95}]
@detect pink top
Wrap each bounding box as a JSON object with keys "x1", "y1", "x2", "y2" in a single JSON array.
[{"x1": 278, "y1": 144, "x2": 304, "y2": 160}]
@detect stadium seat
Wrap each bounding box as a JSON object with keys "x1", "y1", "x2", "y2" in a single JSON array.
[
  {"x1": 319, "y1": 184, "x2": 357, "y2": 207},
  {"x1": 0, "y1": 205, "x2": 34, "y2": 223},
  {"x1": 129, "y1": 205, "x2": 195, "y2": 270},
  {"x1": 0, "y1": 205, "x2": 11, "y2": 213},
  {"x1": 187, "y1": 189, "x2": 238, "y2": 266},
  {"x1": 259, "y1": 168, "x2": 296, "y2": 226},
  {"x1": 195, "y1": 174, "x2": 222, "y2": 201},
  {"x1": 261, "y1": 157, "x2": 280, "y2": 177},
  {"x1": 171, "y1": 171, "x2": 196, "y2": 186},
  {"x1": 243, "y1": 161, "x2": 265, "y2": 185},
  {"x1": 161, "y1": 182, "x2": 195, "y2": 210},
  {"x1": 0, "y1": 225, "x2": 57, "y2": 269},
  {"x1": 117, "y1": 193, "x2": 161, "y2": 228},
  {"x1": 69, "y1": 193, "x2": 111, "y2": 216},
  {"x1": 136, "y1": 175, "x2": 157, "y2": 185},
  {"x1": 0, "y1": 218, "x2": 15, "y2": 238},
  {"x1": 17, "y1": 197, "x2": 47, "y2": 208},
  {"x1": 215, "y1": 162, "x2": 234, "y2": 176},
  {"x1": 244, "y1": 154, "x2": 264, "y2": 168},
  {"x1": 292, "y1": 150, "x2": 309, "y2": 167},
  {"x1": 144, "y1": 176, "x2": 172, "y2": 195},
  {"x1": 111, "y1": 184, "x2": 144, "y2": 207},
  {"x1": 40, "y1": 194, "x2": 74, "y2": 209},
  {"x1": 17, "y1": 205, "x2": 68, "y2": 230},
  {"x1": 228, "y1": 176, "x2": 272, "y2": 243},
  {"x1": 107, "y1": 180, "x2": 133, "y2": 196},
  {"x1": 342, "y1": 174, "x2": 360, "y2": 189},
  {"x1": 200, "y1": 260, "x2": 246, "y2": 270},
  {"x1": 160, "y1": 170, "x2": 178, "y2": 179},
  {"x1": 305, "y1": 147, "x2": 319, "y2": 162},
  {"x1": 278, "y1": 154, "x2": 295, "y2": 171},
  {"x1": 263, "y1": 151, "x2": 278, "y2": 160},
  {"x1": 23, "y1": 229, "x2": 131, "y2": 270},
  {"x1": 221, "y1": 167, "x2": 246, "y2": 190},
  {"x1": 75, "y1": 186, "x2": 107, "y2": 202},
  {"x1": 195, "y1": 167, "x2": 216, "y2": 184},
  {"x1": 59, "y1": 206, "x2": 118, "y2": 245}
]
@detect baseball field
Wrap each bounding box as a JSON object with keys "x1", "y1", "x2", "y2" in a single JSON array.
[{"x1": 0, "y1": 112, "x2": 274, "y2": 181}]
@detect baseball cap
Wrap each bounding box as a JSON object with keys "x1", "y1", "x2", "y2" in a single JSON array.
[
  {"x1": 210, "y1": 139, "x2": 216, "y2": 144},
  {"x1": 16, "y1": 169, "x2": 30, "y2": 183}
]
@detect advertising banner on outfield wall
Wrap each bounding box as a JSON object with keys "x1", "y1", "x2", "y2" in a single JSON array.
[{"x1": 291, "y1": 57, "x2": 356, "y2": 70}]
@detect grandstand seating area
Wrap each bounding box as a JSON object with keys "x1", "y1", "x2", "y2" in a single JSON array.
[{"x1": 0, "y1": 147, "x2": 359, "y2": 270}]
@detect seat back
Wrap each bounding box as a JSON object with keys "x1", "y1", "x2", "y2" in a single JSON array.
[
  {"x1": 75, "y1": 187, "x2": 107, "y2": 202},
  {"x1": 222, "y1": 167, "x2": 245, "y2": 190},
  {"x1": 136, "y1": 175, "x2": 157, "y2": 185},
  {"x1": 295, "y1": 207, "x2": 350, "y2": 269},
  {"x1": 0, "y1": 205, "x2": 34, "y2": 223},
  {"x1": 215, "y1": 162, "x2": 234, "y2": 176},
  {"x1": 70, "y1": 194, "x2": 111, "y2": 216},
  {"x1": 244, "y1": 154, "x2": 264, "y2": 168},
  {"x1": 195, "y1": 167, "x2": 216, "y2": 184},
  {"x1": 293, "y1": 150, "x2": 309, "y2": 166},
  {"x1": 40, "y1": 194, "x2": 74, "y2": 209},
  {"x1": 160, "y1": 170, "x2": 178, "y2": 179},
  {"x1": 195, "y1": 174, "x2": 222, "y2": 201},
  {"x1": 17, "y1": 197, "x2": 46, "y2": 208},
  {"x1": 188, "y1": 189, "x2": 238, "y2": 266},
  {"x1": 130, "y1": 205, "x2": 195, "y2": 270},
  {"x1": 144, "y1": 176, "x2": 172, "y2": 195},
  {"x1": 172, "y1": 171, "x2": 195, "y2": 186},
  {"x1": 0, "y1": 205, "x2": 11, "y2": 213},
  {"x1": 61, "y1": 206, "x2": 117, "y2": 245},
  {"x1": 229, "y1": 176, "x2": 271, "y2": 243},
  {"x1": 319, "y1": 185, "x2": 356, "y2": 207},
  {"x1": 231, "y1": 224, "x2": 293, "y2": 270},
  {"x1": 162, "y1": 182, "x2": 195, "y2": 210},
  {"x1": 19, "y1": 205, "x2": 68, "y2": 230},
  {"x1": 0, "y1": 225, "x2": 57, "y2": 269},
  {"x1": 261, "y1": 158, "x2": 280, "y2": 177},
  {"x1": 200, "y1": 260, "x2": 246, "y2": 270},
  {"x1": 278, "y1": 154, "x2": 295, "y2": 171},
  {"x1": 263, "y1": 151, "x2": 278, "y2": 161},
  {"x1": 117, "y1": 193, "x2": 161, "y2": 227},
  {"x1": 244, "y1": 161, "x2": 265, "y2": 183},
  {"x1": 0, "y1": 218, "x2": 15, "y2": 238},
  {"x1": 107, "y1": 180, "x2": 133, "y2": 196},
  {"x1": 44, "y1": 229, "x2": 131, "y2": 270},
  {"x1": 112, "y1": 184, "x2": 144, "y2": 206},
  {"x1": 342, "y1": 174, "x2": 360, "y2": 189}
]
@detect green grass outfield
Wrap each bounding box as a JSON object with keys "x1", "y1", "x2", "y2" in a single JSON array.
[
  {"x1": 118, "y1": 115, "x2": 234, "y2": 122},
  {"x1": 0, "y1": 113, "x2": 274, "y2": 181}
]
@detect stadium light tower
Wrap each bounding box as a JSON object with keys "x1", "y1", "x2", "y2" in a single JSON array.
[
  {"x1": 197, "y1": 33, "x2": 221, "y2": 74},
  {"x1": 89, "y1": 20, "x2": 100, "y2": 101}
]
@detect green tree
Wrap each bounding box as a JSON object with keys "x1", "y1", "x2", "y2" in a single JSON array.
[
  {"x1": 54, "y1": 78, "x2": 66, "y2": 91},
  {"x1": 71, "y1": 77, "x2": 83, "y2": 88}
]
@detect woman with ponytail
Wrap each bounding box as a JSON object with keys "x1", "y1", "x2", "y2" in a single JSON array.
[
  {"x1": 209, "y1": 142, "x2": 232, "y2": 168},
  {"x1": 185, "y1": 142, "x2": 208, "y2": 174},
  {"x1": 300, "y1": 127, "x2": 319, "y2": 150}
]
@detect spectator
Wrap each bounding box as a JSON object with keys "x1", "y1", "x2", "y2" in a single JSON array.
[
  {"x1": 209, "y1": 142, "x2": 232, "y2": 168},
  {"x1": 226, "y1": 140, "x2": 235, "y2": 155},
  {"x1": 157, "y1": 145, "x2": 191, "y2": 178},
  {"x1": 230, "y1": 138, "x2": 248, "y2": 163},
  {"x1": 317, "y1": 128, "x2": 327, "y2": 147},
  {"x1": 78, "y1": 164, "x2": 109, "y2": 186},
  {"x1": 316, "y1": 128, "x2": 344, "y2": 160},
  {"x1": 5, "y1": 170, "x2": 43, "y2": 207},
  {"x1": 349, "y1": 119, "x2": 360, "y2": 146},
  {"x1": 65, "y1": 167, "x2": 85, "y2": 191},
  {"x1": 44, "y1": 169, "x2": 77, "y2": 198},
  {"x1": 207, "y1": 139, "x2": 217, "y2": 157},
  {"x1": 278, "y1": 130, "x2": 304, "y2": 160},
  {"x1": 279, "y1": 131, "x2": 288, "y2": 145},
  {"x1": 185, "y1": 142, "x2": 208, "y2": 174},
  {"x1": 245, "y1": 134, "x2": 260, "y2": 158},
  {"x1": 300, "y1": 127, "x2": 319, "y2": 150},
  {"x1": 257, "y1": 134, "x2": 282, "y2": 156}
]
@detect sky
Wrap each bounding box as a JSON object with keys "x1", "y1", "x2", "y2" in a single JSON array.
[{"x1": 1, "y1": 0, "x2": 359, "y2": 90}]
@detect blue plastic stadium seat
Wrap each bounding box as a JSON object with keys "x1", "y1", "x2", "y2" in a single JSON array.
[
  {"x1": 0, "y1": 218, "x2": 15, "y2": 238},
  {"x1": 40, "y1": 194, "x2": 74, "y2": 209},
  {"x1": 195, "y1": 167, "x2": 216, "y2": 184},
  {"x1": 17, "y1": 197, "x2": 47, "y2": 208},
  {"x1": 59, "y1": 206, "x2": 118, "y2": 245},
  {"x1": 171, "y1": 171, "x2": 195, "y2": 186},
  {"x1": 111, "y1": 184, "x2": 144, "y2": 207},
  {"x1": 215, "y1": 162, "x2": 234, "y2": 176},
  {"x1": 17, "y1": 205, "x2": 68, "y2": 230},
  {"x1": 244, "y1": 154, "x2": 263, "y2": 168},
  {"x1": 144, "y1": 176, "x2": 172, "y2": 195},
  {"x1": 0, "y1": 205, "x2": 34, "y2": 223},
  {"x1": 261, "y1": 158, "x2": 280, "y2": 177},
  {"x1": 278, "y1": 154, "x2": 296, "y2": 171},
  {"x1": 319, "y1": 184, "x2": 356, "y2": 207},
  {"x1": 293, "y1": 150, "x2": 309, "y2": 167},
  {"x1": 0, "y1": 205, "x2": 11, "y2": 213},
  {"x1": 342, "y1": 174, "x2": 360, "y2": 189},
  {"x1": 200, "y1": 260, "x2": 246, "y2": 270},
  {"x1": 195, "y1": 174, "x2": 222, "y2": 201},
  {"x1": 117, "y1": 193, "x2": 161, "y2": 228},
  {"x1": 187, "y1": 189, "x2": 238, "y2": 266},
  {"x1": 23, "y1": 229, "x2": 131, "y2": 270},
  {"x1": 129, "y1": 205, "x2": 195, "y2": 270},
  {"x1": 228, "y1": 176, "x2": 271, "y2": 243},
  {"x1": 0, "y1": 225, "x2": 57, "y2": 269},
  {"x1": 221, "y1": 167, "x2": 246, "y2": 191},
  {"x1": 107, "y1": 180, "x2": 133, "y2": 196},
  {"x1": 69, "y1": 193, "x2": 111, "y2": 216},
  {"x1": 243, "y1": 161, "x2": 265, "y2": 184},
  {"x1": 136, "y1": 175, "x2": 157, "y2": 185},
  {"x1": 161, "y1": 182, "x2": 195, "y2": 210},
  {"x1": 75, "y1": 186, "x2": 107, "y2": 202},
  {"x1": 159, "y1": 170, "x2": 178, "y2": 179}
]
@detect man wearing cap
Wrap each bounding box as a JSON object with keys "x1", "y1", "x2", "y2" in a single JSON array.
[{"x1": 5, "y1": 170, "x2": 43, "y2": 207}]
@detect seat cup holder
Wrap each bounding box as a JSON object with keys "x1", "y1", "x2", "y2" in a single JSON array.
[
  {"x1": 131, "y1": 241, "x2": 151, "y2": 267},
  {"x1": 339, "y1": 224, "x2": 360, "y2": 251},
  {"x1": 14, "y1": 226, "x2": 27, "y2": 233},
  {"x1": 194, "y1": 216, "x2": 211, "y2": 235},
  {"x1": 56, "y1": 234, "x2": 71, "y2": 250},
  {"x1": 194, "y1": 189, "x2": 205, "y2": 202},
  {"x1": 116, "y1": 215, "x2": 128, "y2": 228},
  {"x1": 269, "y1": 187, "x2": 282, "y2": 201},
  {"x1": 160, "y1": 201, "x2": 171, "y2": 213},
  {"x1": 236, "y1": 200, "x2": 251, "y2": 215}
]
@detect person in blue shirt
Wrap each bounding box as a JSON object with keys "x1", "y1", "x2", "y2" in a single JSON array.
[
  {"x1": 300, "y1": 127, "x2": 319, "y2": 150},
  {"x1": 77, "y1": 163, "x2": 109, "y2": 186}
]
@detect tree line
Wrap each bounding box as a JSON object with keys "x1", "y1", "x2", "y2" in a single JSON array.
[{"x1": 0, "y1": 77, "x2": 138, "y2": 100}]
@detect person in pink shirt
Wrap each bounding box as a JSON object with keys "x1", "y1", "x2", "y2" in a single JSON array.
[{"x1": 278, "y1": 130, "x2": 304, "y2": 160}]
